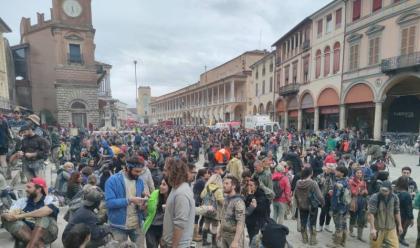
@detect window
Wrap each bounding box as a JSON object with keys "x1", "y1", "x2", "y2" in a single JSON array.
[
  {"x1": 373, "y1": 0, "x2": 382, "y2": 12},
  {"x1": 255, "y1": 70, "x2": 259, "y2": 79},
  {"x1": 269, "y1": 77, "x2": 273, "y2": 92},
  {"x1": 333, "y1": 42, "x2": 341, "y2": 74},
  {"x1": 349, "y1": 44, "x2": 360, "y2": 71},
  {"x1": 262, "y1": 65, "x2": 266, "y2": 76},
  {"x1": 71, "y1": 101, "x2": 86, "y2": 109},
  {"x1": 369, "y1": 37, "x2": 381, "y2": 65},
  {"x1": 324, "y1": 46, "x2": 331, "y2": 76},
  {"x1": 353, "y1": 0, "x2": 361, "y2": 21},
  {"x1": 336, "y1": 8, "x2": 342, "y2": 29},
  {"x1": 317, "y1": 19, "x2": 323, "y2": 37},
  {"x1": 315, "y1": 50, "x2": 321, "y2": 78},
  {"x1": 326, "y1": 14, "x2": 333, "y2": 33},
  {"x1": 292, "y1": 62, "x2": 298, "y2": 83},
  {"x1": 401, "y1": 26, "x2": 416, "y2": 55},
  {"x1": 284, "y1": 66, "x2": 290, "y2": 85},
  {"x1": 262, "y1": 80, "x2": 266, "y2": 94},
  {"x1": 269, "y1": 62, "x2": 274, "y2": 72},
  {"x1": 303, "y1": 56, "x2": 309, "y2": 83},
  {"x1": 69, "y1": 44, "x2": 82, "y2": 64},
  {"x1": 255, "y1": 83, "x2": 259, "y2": 96}
]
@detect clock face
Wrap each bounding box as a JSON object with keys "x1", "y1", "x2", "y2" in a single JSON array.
[{"x1": 63, "y1": 0, "x2": 82, "y2": 18}]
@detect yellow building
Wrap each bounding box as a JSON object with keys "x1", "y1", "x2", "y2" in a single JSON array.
[{"x1": 0, "y1": 18, "x2": 12, "y2": 111}]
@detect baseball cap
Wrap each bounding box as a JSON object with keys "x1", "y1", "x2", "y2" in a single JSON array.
[
  {"x1": 83, "y1": 188, "x2": 104, "y2": 207},
  {"x1": 19, "y1": 124, "x2": 31, "y2": 133},
  {"x1": 30, "y1": 177, "x2": 48, "y2": 195}
]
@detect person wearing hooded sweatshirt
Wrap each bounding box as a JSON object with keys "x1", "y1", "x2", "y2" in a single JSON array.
[
  {"x1": 200, "y1": 173, "x2": 224, "y2": 247},
  {"x1": 272, "y1": 163, "x2": 292, "y2": 225},
  {"x1": 294, "y1": 167, "x2": 324, "y2": 245}
]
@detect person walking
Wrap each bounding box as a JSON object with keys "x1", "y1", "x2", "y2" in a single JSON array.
[
  {"x1": 226, "y1": 150, "x2": 244, "y2": 182},
  {"x1": 394, "y1": 176, "x2": 414, "y2": 247},
  {"x1": 217, "y1": 175, "x2": 246, "y2": 248},
  {"x1": 272, "y1": 163, "x2": 292, "y2": 225},
  {"x1": 348, "y1": 167, "x2": 368, "y2": 241},
  {"x1": 104, "y1": 156, "x2": 146, "y2": 247},
  {"x1": 253, "y1": 160, "x2": 273, "y2": 200},
  {"x1": 161, "y1": 158, "x2": 195, "y2": 248}
]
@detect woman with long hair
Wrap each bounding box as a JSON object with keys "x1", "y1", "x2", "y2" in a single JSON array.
[
  {"x1": 67, "y1": 171, "x2": 82, "y2": 200},
  {"x1": 143, "y1": 177, "x2": 172, "y2": 248}
]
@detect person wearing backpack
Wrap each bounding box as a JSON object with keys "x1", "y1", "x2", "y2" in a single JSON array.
[
  {"x1": 200, "y1": 173, "x2": 224, "y2": 247},
  {"x1": 294, "y1": 167, "x2": 324, "y2": 245},
  {"x1": 272, "y1": 163, "x2": 291, "y2": 225},
  {"x1": 328, "y1": 165, "x2": 350, "y2": 247},
  {"x1": 348, "y1": 167, "x2": 368, "y2": 242}
]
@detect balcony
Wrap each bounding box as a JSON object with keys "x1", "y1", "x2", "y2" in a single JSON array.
[
  {"x1": 279, "y1": 83, "x2": 300, "y2": 96},
  {"x1": 381, "y1": 52, "x2": 420, "y2": 74},
  {"x1": 303, "y1": 40, "x2": 310, "y2": 51},
  {"x1": 68, "y1": 53, "x2": 84, "y2": 65}
]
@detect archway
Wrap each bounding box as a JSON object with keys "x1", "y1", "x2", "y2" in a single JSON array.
[
  {"x1": 300, "y1": 92, "x2": 314, "y2": 130},
  {"x1": 276, "y1": 99, "x2": 285, "y2": 126},
  {"x1": 71, "y1": 100, "x2": 87, "y2": 128},
  {"x1": 266, "y1": 101, "x2": 274, "y2": 120},
  {"x1": 253, "y1": 105, "x2": 257, "y2": 115},
  {"x1": 233, "y1": 105, "x2": 245, "y2": 123},
  {"x1": 317, "y1": 87, "x2": 339, "y2": 129},
  {"x1": 258, "y1": 103, "x2": 264, "y2": 115},
  {"x1": 287, "y1": 97, "x2": 299, "y2": 129},
  {"x1": 344, "y1": 83, "x2": 375, "y2": 136}
]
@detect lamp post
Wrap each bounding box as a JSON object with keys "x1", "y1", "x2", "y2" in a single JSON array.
[{"x1": 134, "y1": 60, "x2": 138, "y2": 104}]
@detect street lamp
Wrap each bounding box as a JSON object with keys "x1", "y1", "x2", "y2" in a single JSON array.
[{"x1": 134, "y1": 60, "x2": 138, "y2": 103}]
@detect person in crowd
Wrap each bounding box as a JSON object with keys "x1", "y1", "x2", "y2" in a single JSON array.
[
  {"x1": 105, "y1": 156, "x2": 145, "y2": 247},
  {"x1": 55, "y1": 162, "x2": 74, "y2": 197},
  {"x1": 200, "y1": 173, "x2": 224, "y2": 247},
  {"x1": 272, "y1": 163, "x2": 292, "y2": 225},
  {"x1": 281, "y1": 145, "x2": 303, "y2": 175},
  {"x1": 67, "y1": 171, "x2": 82, "y2": 200},
  {"x1": 63, "y1": 223, "x2": 91, "y2": 248},
  {"x1": 316, "y1": 163, "x2": 336, "y2": 233},
  {"x1": 138, "y1": 158, "x2": 155, "y2": 196},
  {"x1": 192, "y1": 168, "x2": 210, "y2": 242},
  {"x1": 368, "y1": 180, "x2": 403, "y2": 248},
  {"x1": 0, "y1": 114, "x2": 12, "y2": 179},
  {"x1": 413, "y1": 191, "x2": 420, "y2": 247},
  {"x1": 294, "y1": 167, "x2": 324, "y2": 245},
  {"x1": 394, "y1": 176, "x2": 414, "y2": 247},
  {"x1": 244, "y1": 177, "x2": 270, "y2": 243},
  {"x1": 393, "y1": 166, "x2": 418, "y2": 197},
  {"x1": 161, "y1": 157, "x2": 195, "y2": 248},
  {"x1": 253, "y1": 160, "x2": 273, "y2": 200},
  {"x1": 187, "y1": 163, "x2": 198, "y2": 184},
  {"x1": 348, "y1": 167, "x2": 368, "y2": 241},
  {"x1": 143, "y1": 178, "x2": 172, "y2": 248},
  {"x1": 62, "y1": 186, "x2": 110, "y2": 247},
  {"x1": 226, "y1": 150, "x2": 244, "y2": 182},
  {"x1": 112, "y1": 153, "x2": 126, "y2": 174},
  {"x1": 217, "y1": 175, "x2": 245, "y2": 248},
  {"x1": 1, "y1": 177, "x2": 59, "y2": 248}
]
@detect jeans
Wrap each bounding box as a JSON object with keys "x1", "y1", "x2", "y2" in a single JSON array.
[
  {"x1": 146, "y1": 225, "x2": 162, "y2": 248},
  {"x1": 272, "y1": 202, "x2": 288, "y2": 225},
  {"x1": 319, "y1": 194, "x2": 331, "y2": 227},
  {"x1": 400, "y1": 218, "x2": 411, "y2": 240},
  {"x1": 349, "y1": 209, "x2": 366, "y2": 228},
  {"x1": 333, "y1": 212, "x2": 347, "y2": 232},
  {"x1": 299, "y1": 208, "x2": 318, "y2": 231},
  {"x1": 111, "y1": 226, "x2": 144, "y2": 248}
]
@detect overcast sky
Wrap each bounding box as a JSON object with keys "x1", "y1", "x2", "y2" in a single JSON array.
[{"x1": 2, "y1": 0, "x2": 330, "y2": 107}]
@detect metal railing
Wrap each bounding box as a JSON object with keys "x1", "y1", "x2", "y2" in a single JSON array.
[
  {"x1": 279, "y1": 83, "x2": 300, "y2": 96},
  {"x1": 381, "y1": 51, "x2": 420, "y2": 72}
]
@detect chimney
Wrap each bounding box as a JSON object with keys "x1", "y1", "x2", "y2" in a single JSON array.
[
  {"x1": 20, "y1": 17, "x2": 31, "y2": 36},
  {"x1": 37, "y1": 13, "x2": 45, "y2": 25}
]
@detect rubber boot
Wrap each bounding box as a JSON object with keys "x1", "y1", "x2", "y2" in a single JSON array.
[
  {"x1": 193, "y1": 224, "x2": 202, "y2": 242},
  {"x1": 349, "y1": 225, "x2": 355, "y2": 237},
  {"x1": 357, "y1": 227, "x2": 365, "y2": 242},
  {"x1": 211, "y1": 233, "x2": 217, "y2": 248},
  {"x1": 341, "y1": 231, "x2": 347, "y2": 247},
  {"x1": 301, "y1": 229, "x2": 309, "y2": 244},
  {"x1": 326, "y1": 231, "x2": 341, "y2": 248},
  {"x1": 26, "y1": 226, "x2": 45, "y2": 248},
  {"x1": 202, "y1": 230, "x2": 211, "y2": 246},
  {"x1": 309, "y1": 227, "x2": 318, "y2": 246},
  {"x1": 6, "y1": 166, "x2": 12, "y2": 180}
]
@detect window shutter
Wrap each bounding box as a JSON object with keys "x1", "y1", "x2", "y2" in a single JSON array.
[
  {"x1": 336, "y1": 8, "x2": 342, "y2": 27},
  {"x1": 316, "y1": 51, "x2": 321, "y2": 78},
  {"x1": 369, "y1": 39, "x2": 374, "y2": 65},
  {"x1": 374, "y1": 37, "x2": 380, "y2": 64},
  {"x1": 333, "y1": 43, "x2": 340, "y2": 73},
  {"x1": 408, "y1": 26, "x2": 416, "y2": 54},
  {"x1": 401, "y1": 28, "x2": 409, "y2": 55},
  {"x1": 373, "y1": 0, "x2": 382, "y2": 12},
  {"x1": 353, "y1": 0, "x2": 361, "y2": 21},
  {"x1": 355, "y1": 44, "x2": 359, "y2": 69},
  {"x1": 318, "y1": 20, "x2": 323, "y2": 35},
  {"x1": 324, "y1": 47, "x2": 330, "y2": 76}
]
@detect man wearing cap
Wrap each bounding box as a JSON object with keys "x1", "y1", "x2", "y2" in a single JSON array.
[
  {"x1": 1, "y1": 177, "x2": 59, "y2": 248},
  {"x1": 367, "y1": 180, "x2": 403, "y2": 248},
  {"x1": 105, "y1": 155, "x2": 145, "y2": 247},
  {"x1": 12, "y1": 125, "x2": 50, "y2": 181},
  {"x1": 63, "y1": 186, "x2": 110, "y2": 247},
  {"x1": 26, "y1": 114, "x2": 47, "y2": 139}
]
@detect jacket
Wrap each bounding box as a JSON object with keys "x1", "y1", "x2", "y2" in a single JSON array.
[
  {"x1": 245, "y1": 188, "x2": 270, "y2": 233},
  {"x1": 272, "y1": 172, "x2": 292, "y2": 203},
  {"x1": 331, "y1": 177, "x2": 349, "y2": 214},
  {"x1": 200, "y1": 183, "x2": 224, "y2": 220},
  {"x1": 143, "y1": 189, "x2": 160, "y2": 233},
  {"x1": 253, "y1": 169, "x2": 274, "y2": 200},
  {"x1": 226, "y1": 157, "x2": 243, "y2": 182},
  {"x1": 105, "y1": 172, "x2": 144, "y2": 230},
  {"x1": 294, "y1": 179, "x2": 324, "y2": 210}
]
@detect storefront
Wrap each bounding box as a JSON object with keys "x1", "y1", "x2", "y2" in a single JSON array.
[
  {"x1": 300, "y1": 93, "x2": 314, "y2": 131},
  {"x1": 344, "y1": 84, "x2": 375, "y2": 136},
  {"x1": 317, "y1": 88, "x2": 340, "y2": 130},
  {"x1": 276, "y1": 99, "x2": 285, "y2": 129},
  {"x1": 287, "y1": 97, "x2": 298, "y2": 129}
]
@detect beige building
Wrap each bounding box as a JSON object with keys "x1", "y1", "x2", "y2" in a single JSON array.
[
  {"x1": 137, "y1": 86, "x2": 151, "y2": 124},
  {"x1": 249, "y1": 52, "x2": 276, "y2": 120},
  {"x1": 150, "y1": 50, "x2": 267, "y2": 125},
  {"x1": 0, "y1": 18, "x2": 13, "y2": 110}
]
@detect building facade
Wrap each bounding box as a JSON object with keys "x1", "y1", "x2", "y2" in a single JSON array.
[
  {"x1": 0, "y1": 18, "x2": 14, "y2": 111},
  {"x1": 150, "y1": 50, "x2": 267, "y2": 125},
  {"x1": 137, "y1": 86, "x2": 151, "y2": 124},
  {"x1": 18, "y1": 0, "x2": 104, "y2": 127}
]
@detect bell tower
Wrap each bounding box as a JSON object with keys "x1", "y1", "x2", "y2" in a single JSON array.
[{"x1": 52, "y1": 0, "x2": 93, "y2": 27}]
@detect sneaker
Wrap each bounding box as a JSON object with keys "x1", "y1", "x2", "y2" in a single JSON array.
[
  {"x1": 400, "y1": 239, "x2": 409, "y2": 247},
  {"x1": 317, "y1": 226, "x2": 323, "y2": 232}
]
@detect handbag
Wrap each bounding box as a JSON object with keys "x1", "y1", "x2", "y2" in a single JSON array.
[{"x1": 349, "y1": 196, "x2": 357, "y2": 212}]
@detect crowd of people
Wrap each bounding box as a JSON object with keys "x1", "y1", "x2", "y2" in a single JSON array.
[{"x1": 0, "y1": 108, "x2": 419, "y2": 248}]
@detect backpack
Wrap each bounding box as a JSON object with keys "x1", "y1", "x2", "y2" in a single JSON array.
[
  {"x1": 342, "y1": 187, "x2": 352, "y2": 205},
  {"x1": 273, "y1": 177, "x2": 284, "y2": 199},
  {"x1": 261, "y1": 218, "x2": 289, "y2": 248},
  {"x1": 308, "y1": 189, "x2": 321, "y2": 210},
  {"x1": 222, "y1": 152, "x2": 228, "y2": 164},
  {"x1": 202, "y1": 185, "x2": 218, "y2": 218},
  {"x1": 64, "y1": 190, "x2": 84, "y2": 221}
]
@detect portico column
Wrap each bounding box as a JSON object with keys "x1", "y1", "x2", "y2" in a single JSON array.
[
  {"x1": 373, "y1": 101, "x2": 383, "y2": 140},
  {"x1": 231, "y1": 81, "x2": 235, "y2": 102},
  {"x1": 314, "y1": 107, "x2": 319, "y2": 132},
  {"x1": 297, "y1": 109, "x2": 302, "y2": 131},
  {"x1": 339, "y1": 104, "x2": 346, "y2": 130},
  {"x1": 284, "y1": 111, "x2": 289, "y2": 129}
]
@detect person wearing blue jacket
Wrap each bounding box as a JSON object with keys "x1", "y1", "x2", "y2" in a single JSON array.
[{"x1": 105, "y1": 156, "x2": 145, "y2": 247}]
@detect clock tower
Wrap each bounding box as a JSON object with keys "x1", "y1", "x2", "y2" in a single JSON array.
[{"x1": 19, "y1": 0, "x2": 102, "y2": 127}]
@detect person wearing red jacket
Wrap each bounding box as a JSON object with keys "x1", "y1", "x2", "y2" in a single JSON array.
[
  {"x1": 348, "y1": 167, "x2": 368, "y2": 241},
  {"x1": 272, "y1": 163, "x2": 292, "y2": 225}
]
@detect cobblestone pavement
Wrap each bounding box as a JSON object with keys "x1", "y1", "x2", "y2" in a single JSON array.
[{"x1": 0, "y1": 153, "x2": 418, "y2": 247}]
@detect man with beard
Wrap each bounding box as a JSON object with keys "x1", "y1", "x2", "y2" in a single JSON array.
[
  {"x1": 11, "y1": 125, "x2": 50, "y2": 182},
  {"x1": 105, "y1": 156, "x2": 145, "y2": 247},
  {"x1": 367, "y1": 180, "x2": 403, "y2": 248},
  {"x1": 1, "y1": 177, "x2": 59, "y2": 248}
]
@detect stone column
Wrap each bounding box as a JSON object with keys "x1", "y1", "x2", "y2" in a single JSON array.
[
  {"x1": 297, "y1": 109, "x2": 302, "y2": 131},
  {"x1": 314, "y1": 107, "x2": 319, "y2": 132},
  {"x1": 339, "y1": 104, "x2": 346, "y2": 130},
  {"x1": 217, "y1": 86, "x2": 220, "y2": 104},
  {"x1": 374, "y1": 101, "x2": 383, "y2": 140},
  {"x1": 284, "y1": 111, "x2": 289, "y2": 129},
  {"x1": 231, "y1": 80, "x2": 235, "y2": 102}
]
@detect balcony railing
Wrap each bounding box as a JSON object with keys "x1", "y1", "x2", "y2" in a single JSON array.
[
  {"x1": 381, "y1": 52, "x2": 420, "y2": 73},
  {"x1": 303, "y1": 40, "x2": 310, "y2": 51},
  {"x1": 279, "y1": 83, "x2": 300, "y2": 96},
  {"x1": 68, "y1": 53, "x2": 84, "y2": 65}
]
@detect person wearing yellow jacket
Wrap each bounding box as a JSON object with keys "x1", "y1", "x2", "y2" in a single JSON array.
[{"x1": 200, "y1": 174, "x2": 224, "y2": 247}]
